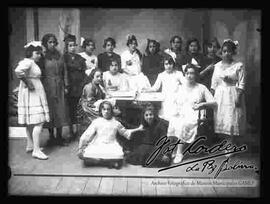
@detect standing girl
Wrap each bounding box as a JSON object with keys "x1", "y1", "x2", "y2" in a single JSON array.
[
  {"x1": 142, "y1": 55, "x2": 184, "y2": 121},
  {"x1": 167, "y1": 64, "x2": 217, "y2": 163},
  {"x1": 200, "y1": 37, "x2": 222, "y2": 89},
  {"x1": 211, "y1": 39, "x2": 246, "y2": 156},
  {"x1": 78, "y1": 101, "x2": 144, "y2": 169},
  {"x1": 40, "y1": 33, "x2": 70, "y2": 146},
  {"x1": 121, "y1": 34, "x2": 151, "y2": 92},
  {"x1": 182, "y1": 37, "x2": 204, "y2": 71},
  {"x1": 142, "y1": 39, "x2": 163, "y2": 86},
  {"x1": 78, "y1": 38, "x2": 98, "y2": 76},
  {"x1": 15, "y1": 41, "x2": 50, "y2": 160},
  {"x1": 63, "y1": 34, "x2": 87, "y2": 141},
  {"x1": 97, "y1": 37, "x2": 121, "y2": 72}
]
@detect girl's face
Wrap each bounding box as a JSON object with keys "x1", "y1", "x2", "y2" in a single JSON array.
[
  {"x1": 85, "y1": 42, "x2": 95, "y2": 55},
  {"x1": 93, "y1": 71, "x2": 102, "y2": 85},
  {"x1": 31, "y1": 51, "x2": 42, "y2": 62},
  {"x1": 109, "y1": 61, "x2": 119, "y2": 75},
  {"x1": 207, "y1": 42, "x2": 219, "y2": 56},
  {"x1": 164, "y1": 60, "x2": 174, "y2": 73},
  {"x1": 105, "y1": 41, "x2": 114, "y2": 53},
  {"x1": 144, "y1": 110, "x2": 154, "y2": 125},
  {"x1": 128, "y1": 40, "x2": 137, "y2": 52},
  {"x1": 101, "y1": 103, "x2": 112, "y2": 119},
  {"x1": 67, "y1": 41, "x2": 76, "y2": 54},
  {"x1": 189, "y1": 41, "x2": 199, "y2": 54},
  {"x1": 47, "y1": 37, "x2": 57, "y2": 51},
  {"x1": 185, "y1": 67, "x2": 196, "y2": 83},
  {"x1": 221, "y1": 45, "x2": 233, "y2": 61},
  {"x1": 171, "y1": 38, "x2": 182, "y2": 51},
  {"x1": 148, "y1": 42, "x2": 156, "y2": 54}
]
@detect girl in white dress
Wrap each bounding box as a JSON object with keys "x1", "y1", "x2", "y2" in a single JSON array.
[
  {"x1": 15, "y1": 41, "x2": 50, "y2": 160},
  {"x1": 142, "y1": 55, "x2": 185, "y2": 121},
  {"x1": 103, "y1": 59, "x2": 129, "y2": 92},
  {"x1": 211, "y1": 39, "x2": 246, "y2": 155},
  {"x1": 121, "y1": 34, "x2": 151, "y2": 92},
  {"x1": 167, "y1": 64, "x2": 217, "y2": 163},
  {"x1": 78, "y1": 38, "x2": 98, "y2": 76},
  {"x1": 78, "y1": 101, "x2": 143, "y2": 169}
]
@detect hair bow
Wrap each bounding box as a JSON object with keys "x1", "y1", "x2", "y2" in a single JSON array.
[
  {"x1": 24, "y1": 41, "x2": 42, "y2": 48},
  {"x1": 223, "y1": 39, "x2": 239, "y2": 47},
  {"x1": 81, "y1": 37, "x2": 85, "y2": 46}
]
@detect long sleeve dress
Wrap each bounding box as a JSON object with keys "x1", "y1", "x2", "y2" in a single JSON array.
[
  {"x1": 151, "y1": 70, "x2": 185, "y2": 121},
  {"x1": 64, "y1": 53, "x2": 87, "y2": 124},
  {"x1": 80, "y1": 117, "x2": 133, "y2": 160},
  {"x1": 167, "y1": 83, "x2": 215, "y2": 143},
  {"x1": 40, "y1": 51, "x2": 70, "y2": 128},
  {"x1": 15, "y1": 58, "x2": 50, "y2": 125},
  {"x1": 126, "y1": 117, "x2": 172, "y2": 167},
  {"x1": 121, "y1": 49, "x2": 151, "y2": 91},
  {"x1": 77, "y1": 82, "x2": 106, "y2": 128},
  {"x1": 211, "y1": 61, "x2": 246, "y2": 136}
]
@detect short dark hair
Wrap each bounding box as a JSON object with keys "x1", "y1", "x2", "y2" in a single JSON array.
[
  {"x1": 185, "y1": 37, "x2": 201, "y2": 53},
  {"x1": 103, "y1": 37, "x2": 116, "y2": 48},
  {"x1": 184, "y1": 63, "x2": 200, "y2": 80},
  {"x1": 25, "y1": 45, "x2": 43, "y2": 58},
  {"x1": 145, "y1": 39, "x2": 160, "y2": 55},
  {"x1": 41, "y1": 33, "x2": 59, "y2": 49},
  {"x1": 203, "y1": 37, "x2": 221, "y2": 54},
  {"x1": 170, "y1": 35, "x2": 182, "y2": 44},
  {"x1": 126, "y1": 35, "x2": 138, "y2": 47},
  {"x1": 162, "y1": 54, "x2": 176, "y2": 68},
  {"x1": 82, "y1": 38, "x2": 96, "y2": 49},
  {"x1": 98, "y1": 100, "x2": 114, "y2": 117},
  {"x1": 221, "y1": 40, "x2": 237, "y2": 55},
  {"x1": 141, "y1": 102, "x2": 157, "y2": 127}
]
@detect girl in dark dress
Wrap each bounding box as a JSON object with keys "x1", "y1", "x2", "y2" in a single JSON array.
[
  {"x1": 200, "y1": 37, "x2": 222, "y2": 89},
  {"x1": 97, "y1": 37, "x2": 121, "y2": 72},
  {"x1": 40, "y1": 33, "x2": 70, "y2": 146},
  {"x1": 181, "y1": 37, "x2": 205, "y2": 70},
  {"x1": 126, "y1": 103, "x2": 176, "y2": 168},
  {"x1": 142, "y1": 39, "x2": 163, "y2": 86},
  {"x1": 63, "y1": 34, "x2": 87, "y2": 141}
]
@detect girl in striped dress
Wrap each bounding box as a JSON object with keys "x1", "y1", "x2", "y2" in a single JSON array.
[{"x1": 15, "y1": 41, "x2": 50, "y2": 160}]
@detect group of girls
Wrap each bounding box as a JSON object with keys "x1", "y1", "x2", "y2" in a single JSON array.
[{"x1": 15, "y1": 32, "x2": 246, "y2": 168}]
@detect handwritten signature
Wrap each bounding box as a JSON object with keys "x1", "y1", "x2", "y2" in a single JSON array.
[{"x1": 144, "y1": 136, "x2": 258, "y2": 178}]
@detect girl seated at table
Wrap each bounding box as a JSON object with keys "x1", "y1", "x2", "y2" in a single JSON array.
[
  {"x1": 121, "y1": 34, "x2": 151, "y2": 92},
  {"x1": 142, "y1": 55, "x2": 185, "y2": 121},
  {"x1": 77, "y1": 68, "x2": 106, "y2": 132},
  {"x1": 126, "y1": 103, "x2": 177, "y2": 167},
  {"x1": 167, "y1": 64, "x2": 217, "y2": 164},
  {"x1": 103, "y1": 58, "x2": 129, "y2": 92},
  {"x1": 78, "y1": 101, "x2": 144, "y2": 169}
]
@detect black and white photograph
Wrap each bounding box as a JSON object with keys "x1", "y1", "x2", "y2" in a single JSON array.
[{"x1": 7, "y1": 7, "x2": 261, "y2": 197}]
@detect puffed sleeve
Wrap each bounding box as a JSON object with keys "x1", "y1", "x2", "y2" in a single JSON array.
[
  {"x1": 236, "y1": 62, "x2": 246, "y2": 90},
  {"x1": 14, "y1": 59, "x2": 32, "y2": 78},
  {"x1": 79, "y1": 119, "x2": 97, "y2": 145},
  {"x1": 117, "y1": 121, "x2": 132, "y2": 139}
]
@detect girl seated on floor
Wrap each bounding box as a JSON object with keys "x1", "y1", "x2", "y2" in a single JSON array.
[
  {"x1": 103, "y1": 58, "x2": 129, "y2": 92},
  {"x1": 126, "y1": 103, "x2": 177, "y2": 168},
  {"x1": 77, "y1": 101, "x2": 144, "y2": 169}
]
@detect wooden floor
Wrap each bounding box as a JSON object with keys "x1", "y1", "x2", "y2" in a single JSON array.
[
  {"x1": 8, "y1": 175, "x2": 259, "y2": 197},
  {"x1": 8, "y1": 127, "x2": 261, "y2": 197}
]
